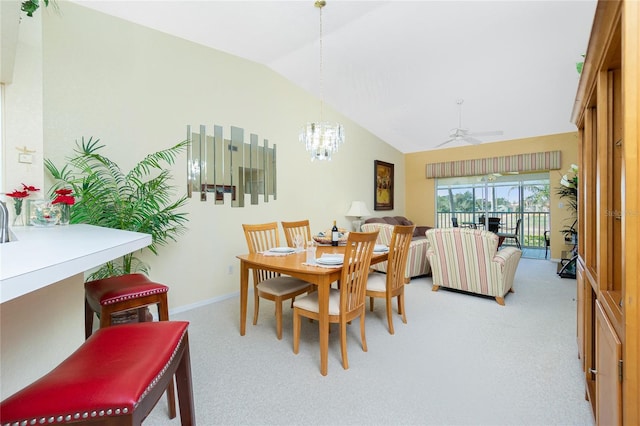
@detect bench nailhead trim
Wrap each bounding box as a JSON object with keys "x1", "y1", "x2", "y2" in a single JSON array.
[{"x1": 102, "y1": 288, "x2": 168, "y2": 305}]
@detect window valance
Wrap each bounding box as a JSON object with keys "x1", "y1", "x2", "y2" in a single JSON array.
[{"x1": 425, "y1": 151, "x2": 561, "y2": 178}]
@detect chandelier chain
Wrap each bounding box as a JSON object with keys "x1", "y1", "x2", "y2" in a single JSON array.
[
  {"x1": 300, "y1": 0, "x2": 344, "y2": 161},
  {"x1": 318, "y1": 2, "x2": 324, "y2": 121}
]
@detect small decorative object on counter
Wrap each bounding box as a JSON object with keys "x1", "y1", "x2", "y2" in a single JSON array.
[
  {"x1": 30, "y1": 200, "x2": 60, "y2": 227},
  {"x1": 51, "y1": 188, "x2": 75, "y2": 226},
  {"x1": 5, "y1": 184, "x2": 40, "y2": 226}
]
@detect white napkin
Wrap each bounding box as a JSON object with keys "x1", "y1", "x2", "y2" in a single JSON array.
[{"x1": 302, "y1": 262, "x2": 341, "y2": 269}]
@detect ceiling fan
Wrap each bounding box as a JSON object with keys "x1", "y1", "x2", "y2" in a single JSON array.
[{"x1": 436, "y1": 99, "x2": 503, "y2": 147}]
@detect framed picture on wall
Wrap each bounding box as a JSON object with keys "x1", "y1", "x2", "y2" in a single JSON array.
[{"x1": 374, "y1": 160, "x2": 394, "y2": 210}]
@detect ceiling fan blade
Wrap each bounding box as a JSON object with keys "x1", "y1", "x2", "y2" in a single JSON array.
[
  {"x1": 467, "y1": 130, "x2": 504, "y2": 137},
  {"x1": 464, "y1": 137, "x2": 483, "y2": 145},
  {"x1": 435, "y1": 138, "x2": 455, "y2": 147}
]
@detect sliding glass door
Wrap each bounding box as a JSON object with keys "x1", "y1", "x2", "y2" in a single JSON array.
[{"x1": 435, "y1": 172, "x2": 549, "y2": 248}]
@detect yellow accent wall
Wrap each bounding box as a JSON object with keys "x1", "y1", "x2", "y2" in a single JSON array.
[{"x1": 404, "y1": 132, "x2": 578, "y2": 258}]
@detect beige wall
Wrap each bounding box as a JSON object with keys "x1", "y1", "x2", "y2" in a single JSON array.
[
  {"x1": 36, "y1": 2, "x2": 404, "y2": 310},
  {"x1": 1, "y1": 8, "x2": 44, "y2": 200},
  {"x1": 404, "y1": 132, "x2": 579, "y2": 259}
]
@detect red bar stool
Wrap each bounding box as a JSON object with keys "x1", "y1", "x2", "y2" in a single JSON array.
[
  {"x1": 84, "y1": 273, "x2": 170, "y2": 339},
  {"x1": 0, "y1": 321, "x2": 195, "y2": 426},
  {"x1": 84, "y1": 273, "x2": 174, "y2": 418}
]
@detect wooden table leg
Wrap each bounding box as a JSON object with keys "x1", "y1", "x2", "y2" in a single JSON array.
[
  {"x1": 240, "y1": 261, "x2": 248, "y2": 336},
  {"x1": 318, "y1": 277, "x2": 330, "y2": 376}
]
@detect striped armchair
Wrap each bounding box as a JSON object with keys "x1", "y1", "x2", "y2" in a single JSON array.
[
  {"x1": 361, "y1": 223, "x2": 430, "y2": 282},
  {"x1": 425, "y1": 228, "x2": 522, "y2": 305}
]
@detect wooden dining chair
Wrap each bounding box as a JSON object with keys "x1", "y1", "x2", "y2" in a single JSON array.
[
  {"x1": 242, "y1": 222, "x2": 314, "y2": 340},
  {"x1": 293, "y1": 230, "x2": 379, "y2": 370},
  {"x1": 281, "y1": 220, "x2": 312, "y2": 247},
  {"x1": 366, "y1": 225, "x2": 414, "y2": 334}
]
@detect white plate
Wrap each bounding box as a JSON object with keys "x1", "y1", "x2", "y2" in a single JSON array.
[
  {"x1": 374, "y1": 244, "x2": 388, "y2": 252},
  {"x1": 268, "y1": 247, "x2": 295, "y2": 253},
  {"x1": 316, "y1": 257, "x2": 343, "y2": 266}
]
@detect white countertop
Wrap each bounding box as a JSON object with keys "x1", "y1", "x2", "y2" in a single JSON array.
[{"x1": 0, "y1": 224, "x2": 152, "y2": 304}]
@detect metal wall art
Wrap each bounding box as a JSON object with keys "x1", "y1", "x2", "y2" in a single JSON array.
[{"x1": 187, "y1": 125, "x2": 277, "y2": 206}]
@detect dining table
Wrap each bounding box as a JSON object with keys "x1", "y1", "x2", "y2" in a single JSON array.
[{"x1": 236, "y1": 245, "x2": 388, "y2": 376}]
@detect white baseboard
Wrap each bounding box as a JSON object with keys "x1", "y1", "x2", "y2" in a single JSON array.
[{"x1": 149, "y1": 290, "x2": 243, "y2": 320}]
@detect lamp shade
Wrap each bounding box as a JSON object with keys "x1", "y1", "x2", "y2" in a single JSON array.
[{"x1": 345, "y1": 201, "x2": 371, "y2": 218}]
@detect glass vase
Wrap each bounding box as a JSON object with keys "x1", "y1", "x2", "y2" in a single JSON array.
[
  {"x1": 58, "y1": 203, "x2": 71, "y2": 226},
  {"x1": 12, "y1": 199, "x2": 25, "y2": 226}
]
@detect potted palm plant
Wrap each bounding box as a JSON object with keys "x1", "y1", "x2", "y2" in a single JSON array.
[
  {"x1": 556, "y1": 164, "x2": 578, "y2": 244},
  {"x1": 45, "y1": 137, "x2": 189, "y2": 280}
]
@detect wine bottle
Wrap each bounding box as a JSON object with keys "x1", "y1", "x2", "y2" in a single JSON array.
[{"x1": 331, "y1": 220, "x2": 339, "y2": 246}]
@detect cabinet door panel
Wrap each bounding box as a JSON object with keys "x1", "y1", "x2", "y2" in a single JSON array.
[
  {"x1": 595, "y1": 300, "x2": 622, "y2": 426},
  {"x1": 577, "y1": 263, "x2": 585, "y2": 364}
]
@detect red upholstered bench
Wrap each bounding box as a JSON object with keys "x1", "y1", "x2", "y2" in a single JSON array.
[
  {"x1": 0, "y1": 321, "x2": 194, "y2": 426},
  {"x1": 84, "y1": 274, "x2": 170, "y2": 339}
]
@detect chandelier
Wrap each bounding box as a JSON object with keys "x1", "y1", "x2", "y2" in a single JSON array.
[{"x1": 300, "y1": 0, "x2": 345, "y2": 161}]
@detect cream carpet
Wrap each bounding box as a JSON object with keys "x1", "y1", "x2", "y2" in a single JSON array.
[{"x1": 147, "y1": 257, "x2": 595, "y2": 425}]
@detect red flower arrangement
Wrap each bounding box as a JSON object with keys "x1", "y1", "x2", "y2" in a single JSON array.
[
  {"x1": 52, "y1": 188, "x2": 75, "y2": 205},
  {"x1": 6, "y1": 189, "x2": 29, "y2": 200},
  {"x1": 22, "y1": 183, "x2": 40, "y2": 192},
  {"x1": 5, "y1": 184, "x2": 40, "y2": 225}
]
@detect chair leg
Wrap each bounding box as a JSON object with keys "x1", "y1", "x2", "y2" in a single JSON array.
[
  {"x1": 175, "y1": 334, "x2": 195, "y2": 426},
  {"x1": 252, "y1": 291, "x2": 260, "y2": 325},
  {"x1": 398, "y1": 292, "x2": 407, "y2": 324},
  {"x1": 385, "y1": 296, "x2": 395, "y2": 335},
  {"x1": 369, "y1": 297, "x2": 374, "y2": 312},
  {"x1": 156, "y1": 295, "x2": 176, "y2": 419},
  {"x1": 495, "y1": 296, "x2": 505, "y2": 306},
  {"x1": 275, "y1": 299, "x2": 283, "y2": 340},
  {"x1": 359, "y1": 313, "x2": 367, "y2": 353},
  {"x1": 293, "y1": 309, "x2": 300, "y2": 354},
  {"x1": 340, "y1": 321, "x2": 349, "y2": 370},
  {"x1": 84, "y1": 298, "x2": 94, "y2": 339}
]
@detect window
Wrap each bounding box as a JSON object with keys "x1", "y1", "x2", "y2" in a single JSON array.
[{"x1": 435, "y1": 172, "x2": 549, "y2": 248}]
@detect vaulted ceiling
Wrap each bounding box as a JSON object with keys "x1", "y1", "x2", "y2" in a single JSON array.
[{"x1": 73, "y1": 0, "x2": 597, "y2": 153}]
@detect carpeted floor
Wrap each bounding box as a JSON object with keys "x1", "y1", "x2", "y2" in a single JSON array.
[{"x1": 147, "y1": 257, "x2": 595, "y2": 425}]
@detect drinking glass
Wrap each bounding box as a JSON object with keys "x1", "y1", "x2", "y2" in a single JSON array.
[{"x1": 306, "y1": 240, "x2": 316, "y2": 264}]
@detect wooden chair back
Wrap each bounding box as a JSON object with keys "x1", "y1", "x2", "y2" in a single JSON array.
[
  {"x1": 242, "y1": 222, "x2": 280, "y2": 253},
  {"x1": 281, "y1": 220, "x2": 312, "y2": 247},
  {"x1": 242, "y1": 222, "x2": 282, "y2": 285},
  {"x1": 386, "y1": 225, "x2": 415, "y2": 292},
  {"x1": 339, "y1": 231, "x2": 379, "y2": 316}
]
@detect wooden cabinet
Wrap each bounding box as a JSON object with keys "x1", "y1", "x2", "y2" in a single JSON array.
[{"x1": 571, "y1": 1, "x2": 640, "y2": 424}]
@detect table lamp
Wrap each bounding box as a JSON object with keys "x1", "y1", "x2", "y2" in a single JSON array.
[{"x1": 345, "y1": 201, "x2": 371, "y2": 231}]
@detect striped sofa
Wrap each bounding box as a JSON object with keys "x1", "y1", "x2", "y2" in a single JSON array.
[
  {"x1": 425, "y1": 228, "x2": 522, "y2": 305},
  {"x1": 361, "y1": 223, "x2": 430, "y2": 282}
]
